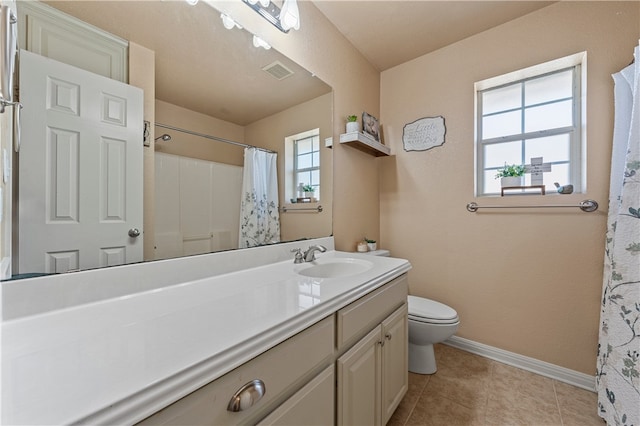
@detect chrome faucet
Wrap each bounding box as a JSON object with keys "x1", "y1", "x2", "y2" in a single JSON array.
[{"x1": 303, "y1": 245, "x2": 327, "y2": 262}]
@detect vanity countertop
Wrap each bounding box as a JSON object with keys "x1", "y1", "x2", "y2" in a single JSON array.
[{"x1": 1, "y1": 247, "x2": 410, "y2": 425}]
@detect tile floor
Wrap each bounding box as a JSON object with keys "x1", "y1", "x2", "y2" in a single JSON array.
[{"x1": 388, "y1": 344, "x2": 605, "y2": 426}]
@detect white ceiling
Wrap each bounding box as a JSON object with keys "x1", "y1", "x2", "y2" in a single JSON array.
[{"x1": 312, "y1": 1, "x2": 555, "y2": 71}]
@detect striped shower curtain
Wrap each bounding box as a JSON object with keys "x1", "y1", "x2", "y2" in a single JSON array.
[{"x1": 596, "y1": 42, "x2": 640, "y2": 425}]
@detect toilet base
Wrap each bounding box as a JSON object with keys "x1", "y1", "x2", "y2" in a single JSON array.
[{"x1": 408, "y1": 342, "x2": 437, "y2": 374}]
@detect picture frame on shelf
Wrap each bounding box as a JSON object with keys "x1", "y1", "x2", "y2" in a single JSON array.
[{"x1": 362, "y1": 111, "x2": 380, "y2": 142}]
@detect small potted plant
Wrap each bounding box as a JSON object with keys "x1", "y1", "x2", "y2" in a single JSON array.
[
  {"x1": 302, "y1": 184, "x2": 315, "y2": 198},
  {"x1": 364, "y1": 237, "x2": 377, "y2": 251},
  {"x1": 495, "y1": 163, "x2": 525, "y2": 187},
  {"x1": 346, "y1": 115, "x2": 359, "y2": 133}
]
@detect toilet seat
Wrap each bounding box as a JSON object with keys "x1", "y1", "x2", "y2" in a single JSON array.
[{"x1": 408, "y1": 295, "x2": 459, "y2": 325}]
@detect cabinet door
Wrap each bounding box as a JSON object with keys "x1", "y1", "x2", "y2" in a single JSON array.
[
  {"x1": 381, "y1": 304, "x2": 409, "y2": 424},
  {"x1": 337, "y1": 325, "x2": 382, "y2": 426},
  {"x1": 257, "y1": 366, "x2": 334, "y2": 426}
]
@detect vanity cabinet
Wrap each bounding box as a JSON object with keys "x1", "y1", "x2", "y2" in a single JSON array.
[
  {"x1": 336, "y1": 281, "x2": 408, "y2": 426},
  {"x1": 138, "y1": 274, "x2": 408, "y2": 426}
]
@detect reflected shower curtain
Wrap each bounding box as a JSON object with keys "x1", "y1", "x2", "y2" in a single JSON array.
[
  {"x1": 597, "y1": 42, "x2": 639, "y2": 425},
  {"x1": 239, "y1": 148, "x2": 280, "y2": 248}
]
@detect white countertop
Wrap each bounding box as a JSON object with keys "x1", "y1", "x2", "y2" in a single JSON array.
[{"x1": 1, "y1": 245, "x2": 410, "y2": 425}]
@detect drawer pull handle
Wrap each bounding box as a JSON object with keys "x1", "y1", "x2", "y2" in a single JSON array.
[
  {"x1": 227, "y1": 379, "x2": 266, "y2": 412},
  {"x1": 378, "y1": 340, "x2": 385, "y2": 347},
  {"x1": 385, "y1": 332, "x2": 392, "y2": 341}
]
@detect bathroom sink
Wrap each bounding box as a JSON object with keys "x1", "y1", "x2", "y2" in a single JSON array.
[{"x1": 296, "y1": 258, "x2": 374, "y2": 278}]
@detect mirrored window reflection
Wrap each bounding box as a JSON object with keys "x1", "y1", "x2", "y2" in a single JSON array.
[{"x1": 286, "y1": 129, "x2": 320, "y2": 202}]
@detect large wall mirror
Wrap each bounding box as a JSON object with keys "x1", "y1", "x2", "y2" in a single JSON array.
[{"x1": 12, "y1": 1, "x2": 332, "y2": 277}]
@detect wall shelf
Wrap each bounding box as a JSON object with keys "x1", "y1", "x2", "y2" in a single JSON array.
[{"x1": 339, "y1": 131, "x2": 391, "y2": 157}]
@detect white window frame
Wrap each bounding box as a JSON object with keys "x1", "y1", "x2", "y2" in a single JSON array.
[
  {"x1": 474, "y1": 52, "x2": 587, "y2": 196},
  {"x1": 284, "y1": 128, "x2": 320, "y2": 202}
]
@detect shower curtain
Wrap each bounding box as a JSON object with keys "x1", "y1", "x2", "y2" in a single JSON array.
[
  {"x1": 239, "y1": 148, "x2": 280, "y2": 248},
  {"x1": 596, "y1": 42, "x2": 639, "y2": 425}
]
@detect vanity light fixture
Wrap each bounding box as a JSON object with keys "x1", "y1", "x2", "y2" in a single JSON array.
[
  {"x1": 241, "y1": 0, "x2": 299, "y2": 34},
  {"x1": 252, "y1": 35, "x2": 271, "y2": 50},
  {"x1": 220, "y1": 13, "x2": 242, "y2": 30},
  {"x1": 185, "y1": 0, "x2": 198, "y2": 5}
]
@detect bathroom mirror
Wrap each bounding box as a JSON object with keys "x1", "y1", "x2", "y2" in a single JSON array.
[{"x1": 12, "y1": 1, "x2": 332, "y2": 276}]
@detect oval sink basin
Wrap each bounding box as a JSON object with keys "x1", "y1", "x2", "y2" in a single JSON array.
[{"x1": 296, "y1": 258, "x2": 374, "y2": 278}]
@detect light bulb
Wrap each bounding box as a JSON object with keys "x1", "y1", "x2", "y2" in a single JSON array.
[
  {"x1": 279, "y1": 0, "x2": 300, "y2": 31},
  {"x1": 220, "y1": 13, "x2": 242, "y2": 30},
  {"x1": 247, "y1": 0, "x2": 270, "y2": 7},
  {"x1": 252, "y1": 35, "x2": 271, "y2": 50}
]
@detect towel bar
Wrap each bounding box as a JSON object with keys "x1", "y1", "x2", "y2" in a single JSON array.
[
  {"x1": 280, "y1": 205, "x2": 323, "y2": 213},
  {"x1": 466, "y1": 199, "x2": 598, "y2": 213}
]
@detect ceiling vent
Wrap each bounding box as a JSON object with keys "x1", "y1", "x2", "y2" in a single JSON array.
[{"x1": 262, "y1": 61, "x2": 294, "y2": 80}]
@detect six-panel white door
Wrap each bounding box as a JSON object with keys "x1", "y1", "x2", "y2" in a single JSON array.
[{"x1": 18, "y1": 50, "x2": 143, "y2": 274}]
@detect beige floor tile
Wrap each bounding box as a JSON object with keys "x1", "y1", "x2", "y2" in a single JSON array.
[
  {"x1": 484, "y1": 390, "x2": 562, "y2": 425},
  {"x1": 387, "y1": 373, "x2": 431, "y2": 426},
  {"x1": 406, "y1": 392, "x2": 486, "y2": 426},
  {"x1": 491, "y1": 362, "x2": 558, "y2": 406},
  {"x1": 554, "y1": 381, "x2": 605, "y2": 426},
  {"x1": 435, "y1": 344, "x2": 494, "y2": 378},
  {"x1": 423, "y1": 372, "x2": 489, "y2": 410}
]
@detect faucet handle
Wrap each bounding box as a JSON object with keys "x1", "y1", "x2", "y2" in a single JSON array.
[{"x1": 291, "y1": 248, "x2": 304, "y2": 264}]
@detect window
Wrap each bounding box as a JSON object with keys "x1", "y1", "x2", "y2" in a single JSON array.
[
  {"x1": 475, "y1": 53, "x2": 586, "y2": 196},
  {"x1": 285, "y1": 129, "x2": 321, "y2": 201}
]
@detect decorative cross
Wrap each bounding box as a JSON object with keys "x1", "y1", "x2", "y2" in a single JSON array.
[{"x1": 524, "y1": 157, "x2": 552, "y2": 186}]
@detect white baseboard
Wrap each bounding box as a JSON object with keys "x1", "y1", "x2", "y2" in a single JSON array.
[{"x1": 444, "y1": 336, "x2": 596, "y2": 392}]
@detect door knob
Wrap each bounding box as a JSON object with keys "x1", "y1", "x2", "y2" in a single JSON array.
[{"x1": 128, "y1": 228, "x2": 141, "y2": 238}]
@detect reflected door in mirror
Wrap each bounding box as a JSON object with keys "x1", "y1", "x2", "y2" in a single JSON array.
[{"x1": 18, "y1": 50, "x2": 144, "y2": 274}]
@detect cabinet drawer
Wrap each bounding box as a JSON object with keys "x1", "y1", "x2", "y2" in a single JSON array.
[
  {"x1": 257, "y1": 365, "x2": 334, "y2": 426},
  {"x1": 336, "y1": 274, "x2": 407, "y2": 351},
  {"x1": 138, "y1": 315, "x2": 335, "y2": 426}
]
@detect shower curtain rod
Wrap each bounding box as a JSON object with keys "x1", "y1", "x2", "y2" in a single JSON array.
[{"x1": 155, "y1": 122, "x2": 276, "y2": 154}]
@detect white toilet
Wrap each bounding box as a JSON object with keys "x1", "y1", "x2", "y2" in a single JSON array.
[
  {"x1": 363, "y1": 249, "x2": 459, "y2": 374},
  {"x1": 407, "y1": 295, "x2": 459, "y2": 374}
]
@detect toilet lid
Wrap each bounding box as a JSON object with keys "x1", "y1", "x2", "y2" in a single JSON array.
[{"x1": 408, "y1": 295, "x2": 458, "y2": 321}]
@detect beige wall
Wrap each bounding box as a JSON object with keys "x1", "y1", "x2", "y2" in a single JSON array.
[
  {"x1": 379, "y1": 2, "x2": 640, "y2": 374},
  {"x1": 246, "y1": 92, "x2": 333, "y2": 241},
  {"x1": 155, "y1": 100, "x2": 245, "y2": 166}
]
